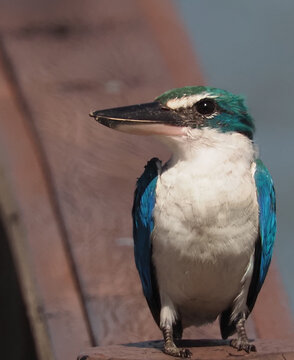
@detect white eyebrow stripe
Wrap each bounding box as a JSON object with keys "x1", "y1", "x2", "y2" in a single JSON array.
[{"x1": 166, "y1": 93, "x2": 217, "y2": 110}]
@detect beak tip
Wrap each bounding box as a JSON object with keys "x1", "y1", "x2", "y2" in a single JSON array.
[{"x1": 89, "y1": 111, "x2": 98, "y2": 120}]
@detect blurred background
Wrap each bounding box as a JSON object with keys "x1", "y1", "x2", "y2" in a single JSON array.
[{"x1": 0, "y1": 1, "x2": 293, "y2": 359}]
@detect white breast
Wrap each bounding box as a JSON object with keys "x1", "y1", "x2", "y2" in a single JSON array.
[{"x1": 152, "y1": 129, "x2": 259, "y2": 327}]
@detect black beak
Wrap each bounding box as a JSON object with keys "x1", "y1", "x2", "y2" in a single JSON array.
[{"x1": 90, "y1": 101, "x2": 183, "y2": 131}]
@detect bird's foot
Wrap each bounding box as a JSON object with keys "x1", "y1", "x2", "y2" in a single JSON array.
[
  {"x1": 229, "y1": 312, "x2": 257, "y2": 353},
  {"x1": 230, "y1": 338, "x2": 256, "y2": 353},
  {"x1": 161, "y1": 324, "x2": 191, "y2": 358},
  {"x1": 163, "y1": 343, "x2": 192, "y2": 358}
]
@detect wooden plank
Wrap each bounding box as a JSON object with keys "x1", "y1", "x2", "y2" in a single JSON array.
[
  {"x1": 0, "y1": 200, "x2": 38, "y2": 359},
  {"x1": 78, "y1": 340, "x2": 294, "y2": 360},
  {"x1": 0, "y1": 39, "x2": 92, "y2": 360},
  {"x1": 0, "y1": 168, "x2": 53, "y2": 360}
]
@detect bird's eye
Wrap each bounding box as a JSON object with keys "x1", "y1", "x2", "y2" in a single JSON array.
[{"x1": 195, "y1": 99, "x2": 216, "y2": 115}]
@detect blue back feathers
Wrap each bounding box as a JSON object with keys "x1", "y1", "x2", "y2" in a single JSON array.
[
  {"x1": 253, "y1": 159, "x2": 276, "y2": 291},
  {"x1": 132, "y1": 158, "x2": 161, "y2": 325}
]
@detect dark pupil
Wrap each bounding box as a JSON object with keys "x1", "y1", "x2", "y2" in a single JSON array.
[{"x1": 195, "y1": 99, "x2": 216, "y2": 115}]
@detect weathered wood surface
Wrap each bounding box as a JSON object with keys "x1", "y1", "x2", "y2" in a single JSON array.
[
  {"x1": 0, "y1": 0, "x2": 293, "y2": 359},
  {"x1": 79, "y1": 340, "x2": 294, "y2": 360},
  {"x1": 0, "y1": 34, "x2": 91, "y2": 360}
]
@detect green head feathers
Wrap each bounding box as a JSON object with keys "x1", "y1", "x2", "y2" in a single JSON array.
[{"x1": 156, "y1": 86, "x2": 255, "y2": 139}]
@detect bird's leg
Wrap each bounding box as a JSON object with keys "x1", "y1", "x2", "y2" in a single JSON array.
[
  {"x1": 173, "y1": 319, "x2": 183, "y2": 340},
  {"x1": 160, "y1": 295, "x2": 191, "y2": 357},
  {"x1": 161, "y1": 325, "x2": 192, "y2": 358},
  {"x1": 230, "y1": 314, "x2": 257, "y2": 353}
]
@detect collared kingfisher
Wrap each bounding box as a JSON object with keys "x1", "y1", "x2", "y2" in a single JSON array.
[{"x1": 90, "y1": 86, "x2": 276, "y2": 358}]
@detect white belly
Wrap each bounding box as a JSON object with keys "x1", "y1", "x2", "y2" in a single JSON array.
[{"x1": 151, "y1": 134, "x2": 259, "y2": 327}]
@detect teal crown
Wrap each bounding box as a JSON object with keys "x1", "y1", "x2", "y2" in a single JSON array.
[{"x1": 157, "y1": 86, "x2": 255, "y2": 139}]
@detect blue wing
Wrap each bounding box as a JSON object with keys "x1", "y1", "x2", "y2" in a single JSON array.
[
  {"x1": 247, "y1": 159, "x2": 276, "y2": 310},
  {"x1": 132, "y1": 158, "x2": 161, "y2": 325},
  {"x1": 221, "y1": 159, "x2": 276, "y2": 338}
]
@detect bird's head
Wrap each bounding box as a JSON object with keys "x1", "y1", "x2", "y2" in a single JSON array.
[{"x1": 90, "y1": 86, "x2": 255, "y2": 141}]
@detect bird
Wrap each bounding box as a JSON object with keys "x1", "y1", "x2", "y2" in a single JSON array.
[{"x1": 90, "y1": 86, "x2": 276, "y2": 358}]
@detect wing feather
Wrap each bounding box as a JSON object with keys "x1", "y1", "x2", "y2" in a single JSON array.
[
  {"x1": 220, "y1": 159, "x2": 276, "y2": 338},
  {"x1": 247, "y1": 159, "x2": 276, "y2": 309},
  {"x1": 132, "y1": 158, "x2": 161, "y2": 325}
]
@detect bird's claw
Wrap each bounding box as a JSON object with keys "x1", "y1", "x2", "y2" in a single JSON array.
[
  {"x1": 178, "y1": 348, "x2": 192, "y2": 358},
  {"x1": 230, "y1": 339, "x2": 257, "y2": 353},
  {"x1": 164, "y1": 345, "x2": 192, "y2": 358}
]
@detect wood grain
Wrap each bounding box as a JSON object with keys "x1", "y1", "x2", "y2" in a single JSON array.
[
  {"x1": 0, "y1": 32, "x2": 92, "y2": 360},
  {"x1": 79, "y1": 340, "x2": 294, "y2": 360}
]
